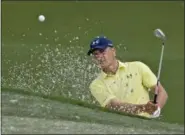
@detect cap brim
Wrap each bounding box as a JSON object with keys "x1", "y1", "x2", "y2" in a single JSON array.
[{"x1": 87, "y1": 46, "x2": 107, "y2": 56}]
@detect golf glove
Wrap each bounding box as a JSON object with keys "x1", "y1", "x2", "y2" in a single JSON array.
[{"x1": 150, "y1": 105, "x2": 161, "y2": 118}]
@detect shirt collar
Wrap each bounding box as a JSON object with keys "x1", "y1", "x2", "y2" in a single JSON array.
[{"x1": 101, "y1": 60, "x2": 127, "y2": 79}]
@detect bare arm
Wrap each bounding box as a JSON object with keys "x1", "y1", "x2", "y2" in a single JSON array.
[
  {"x1": 105, "y1": 98, "x2": 146, "y2": 115},
  {"x1": 151, "y1": 82, "x2": 168, "y2": 109}
]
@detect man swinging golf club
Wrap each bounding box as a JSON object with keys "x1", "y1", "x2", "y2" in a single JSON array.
[{"x1": 87, "y1": 33, "x2": 168, "y2": 118}]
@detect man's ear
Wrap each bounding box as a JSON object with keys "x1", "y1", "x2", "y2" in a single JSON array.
[{"x1": 112, "y1": 47, "x2": 116, "y2": 56}]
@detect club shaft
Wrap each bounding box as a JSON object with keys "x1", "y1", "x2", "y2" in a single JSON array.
[
  {"x1": 157, "y1": 43, "x2": 165, "y2": 81},
  {"x1": 154, "y1": 42, "x2": 165, "y2": 104}
]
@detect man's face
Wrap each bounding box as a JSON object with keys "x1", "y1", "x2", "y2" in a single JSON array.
[{"x1": 92, "y1": 47, "x2": 116, "y2": 69}]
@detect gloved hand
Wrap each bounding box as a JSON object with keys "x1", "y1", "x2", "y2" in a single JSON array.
[
  {"x1": 143, "y1": 101, "x2": 161, "y2": 118},
  {"x1": 150, "y1": 105, "x2": 161, "y2": 118}
]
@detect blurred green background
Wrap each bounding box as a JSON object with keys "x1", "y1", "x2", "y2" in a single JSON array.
[{"x1": 2, "y1": 1, "x2": 184, "y2": 124}]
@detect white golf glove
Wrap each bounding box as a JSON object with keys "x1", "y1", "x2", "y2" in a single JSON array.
[{"x1": 150, "y1": 106, "x2": 161, "y2": 118}]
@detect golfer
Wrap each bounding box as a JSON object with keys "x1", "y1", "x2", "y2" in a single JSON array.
[{"x1": 87, "y1": 36, "x2": 168, "y2": 118}]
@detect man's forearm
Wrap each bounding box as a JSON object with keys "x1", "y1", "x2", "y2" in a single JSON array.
[
  {"x1": 154, "y1": 83, "x2": 168, "y2": 108},
  {"x1": 106, "y1": 100, "x2": 145, "y2": 115},
  {"x1": 156, "y1": 84, "x2": 168, "y2": 108}
]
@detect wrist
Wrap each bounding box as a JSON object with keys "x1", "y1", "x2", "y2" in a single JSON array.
[{"x1": 155, "y1": 103, "x2": 161, "y2": 109}]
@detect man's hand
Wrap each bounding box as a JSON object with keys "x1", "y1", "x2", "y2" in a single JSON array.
[
  {"x1": 143, "y1": 101, "x2": 158, "y2": 114},
  {"x1": 142, "y1": 101, "x2": 161, "y2": 118}
]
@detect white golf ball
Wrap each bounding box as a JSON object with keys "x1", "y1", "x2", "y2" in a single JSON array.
[{"x1": 38, "y1": 15, "x2": 45, "y2": 22}]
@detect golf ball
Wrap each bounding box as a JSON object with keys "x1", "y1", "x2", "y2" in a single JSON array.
[{"x1": 38, "y1": 15, "x2": 45, "y2": 22}]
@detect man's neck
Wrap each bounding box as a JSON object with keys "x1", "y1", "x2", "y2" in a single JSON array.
[{"x1": 103, "y1": 60, "x2": 119, "y2": 75}]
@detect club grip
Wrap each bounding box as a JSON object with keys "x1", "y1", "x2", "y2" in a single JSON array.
[{"x1": 153, "y1": 94, "x2": 158, "y2": 104}]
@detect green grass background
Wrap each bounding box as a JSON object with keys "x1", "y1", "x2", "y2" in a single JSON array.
[{"x1": 2, "y1": 1, "x2": 184, "y2": 125}]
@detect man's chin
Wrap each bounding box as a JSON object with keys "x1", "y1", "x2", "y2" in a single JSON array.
[
  {"x1": 100, "y1": 63, "x2": 108, "y2": 69},
  {"x1": 95, "y1": 61, "x2": 108, "y2": 69}
]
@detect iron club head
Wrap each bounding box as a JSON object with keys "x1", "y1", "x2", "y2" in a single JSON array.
[{"x1": 154, "y1": 29, "x2": 166, "y2": 41}]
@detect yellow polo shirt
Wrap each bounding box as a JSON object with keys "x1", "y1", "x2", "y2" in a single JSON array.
[{"x1": 89, "y1": 61, "x2": 157, "y2": 117}]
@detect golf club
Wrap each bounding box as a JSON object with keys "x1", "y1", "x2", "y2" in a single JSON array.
[{"x1": 153, "y1": 28, "x2": 166, "y2": 104}]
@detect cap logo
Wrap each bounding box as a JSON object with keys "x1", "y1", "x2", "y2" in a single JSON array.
[{"x1": 92, "y1": 39, "x2": 99, "y2": 45}]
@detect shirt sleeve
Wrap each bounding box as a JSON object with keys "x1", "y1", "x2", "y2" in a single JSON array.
[
  {"x1": 137, "y1": 61, "x2": 157, "y2": 89},
  {"x1": 89, "y1": 79, "x2": 116, "y2": 107}
]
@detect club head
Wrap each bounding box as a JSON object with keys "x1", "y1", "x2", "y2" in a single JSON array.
[{"x1": 154, "y1": 29, "x2": 166, "y2": 41}]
